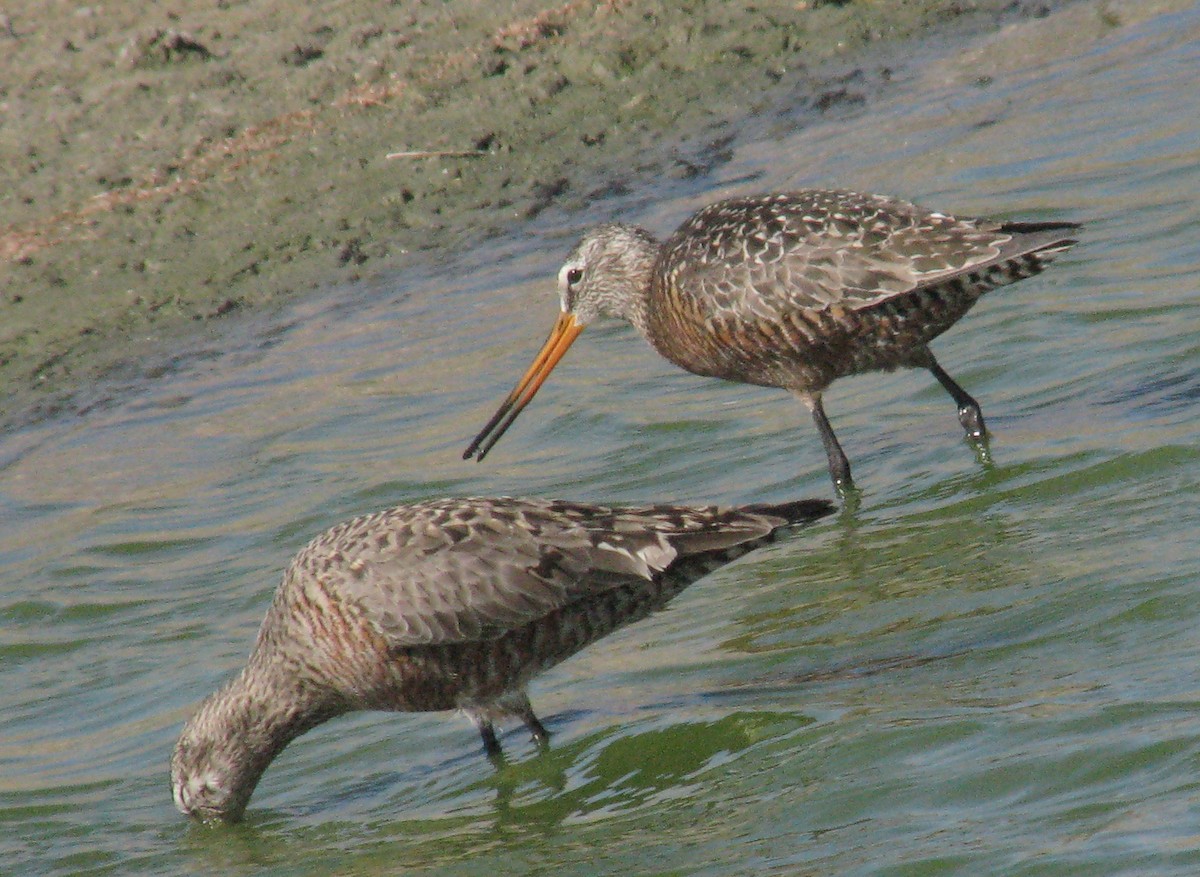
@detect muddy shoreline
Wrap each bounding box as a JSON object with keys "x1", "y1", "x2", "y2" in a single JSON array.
[{"x1": 1, "y1": 0, "x2": 1074, "y2": 430}]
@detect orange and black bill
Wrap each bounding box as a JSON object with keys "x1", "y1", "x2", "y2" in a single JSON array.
[{"x1": 463, "y1": 311, "x2": 585, "y2": 461}]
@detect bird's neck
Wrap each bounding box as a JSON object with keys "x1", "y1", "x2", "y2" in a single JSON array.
[
  {"x1": 186, "y1": 657, "x2": 345, "y2": 820},
  {"x1": 621, "y1": 274, "x2": 654, "y2": 338},
  {"x1": 601, "y1": 225, "x2": 660, "y2": 338}
]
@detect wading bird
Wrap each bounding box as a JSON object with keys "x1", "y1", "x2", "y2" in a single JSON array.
[
  {"x1": 171, "y1": 495, "x2": 832, "y2": 822},
  {"x1": 464, "y1": 190, "x2": 1079, "y2": 493}
]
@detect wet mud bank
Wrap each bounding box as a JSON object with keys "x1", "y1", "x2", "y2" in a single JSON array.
[{"x1": 0, "y1": 0, "x2": 1080, "y2": 428}]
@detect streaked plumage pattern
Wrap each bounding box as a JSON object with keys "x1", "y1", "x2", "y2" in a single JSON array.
[
  {"x1": 171, "y1": 495, "x2": 832, "y2": 823},
  {"x1": 649, "y1": 192, "x2": 1075, "y2": 386},
  {"x1": 464, "y1": 189, "x2": 1080, "y2": 491}
]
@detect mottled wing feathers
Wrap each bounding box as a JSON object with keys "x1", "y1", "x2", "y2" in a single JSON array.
[
  {"x1": 285, "y1": 497, "x2": 829, "y2": 647},
  {"x1": 660, "y1": 191, "x2": 1077, "y2": 318}
]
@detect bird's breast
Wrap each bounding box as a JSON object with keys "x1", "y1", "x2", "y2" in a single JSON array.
[{"x1": 645, "y1": 270, "x2": 848, "y2": 391}]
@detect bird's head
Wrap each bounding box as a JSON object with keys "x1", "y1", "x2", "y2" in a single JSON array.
[
  {"x1": 170, "y1": 695, "x2": 256, "y2": 824},
  {"x1": 463, "y1": 223, "x2": 659, "y2": 462},
  {"x1": 557, "y1": 223, "x2": 659, "y2": 326}
]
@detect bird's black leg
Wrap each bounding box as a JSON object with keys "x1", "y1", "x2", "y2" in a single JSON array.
[
  {"x1": 801, "y1": 393, "x2": 854, "y2": 495},
  {"x1": 925, "y1": 354, "x2": 986, "y2": 439},
  {"x1": 514, "y1": 694, "x2": 550, "y2": 750},
  {"x1": 478, "y1": 721, "x2": 503, "y2": 760},
  {"x1": 523, "y1": 711, "x2": 550, "y2": 751}
]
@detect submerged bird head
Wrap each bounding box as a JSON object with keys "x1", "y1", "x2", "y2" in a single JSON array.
[
  {"x1": 170, "y1": 686, "x2": 260, "y2": 824},
  {"x1": 463, "y1": 223, "x2": 660, "y2": 462},
  {"x1": 170, "y1": 660, "x2": 340, "y2": 824}
]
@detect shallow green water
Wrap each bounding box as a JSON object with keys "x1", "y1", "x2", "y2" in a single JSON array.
[{"x1": 4, "y1": 5, "x2": 1200, "y2": 875}]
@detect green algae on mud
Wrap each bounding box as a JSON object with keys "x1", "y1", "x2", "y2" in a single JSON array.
[{"x1": 1, "y1": 0, "x2": 1073, "y2": 428}]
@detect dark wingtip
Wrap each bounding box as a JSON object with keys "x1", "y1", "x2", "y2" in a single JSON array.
[
  {"x1": 744, "y1": 498, "x2": 836, "y2": 525},
  {"x1": 998, "y1": 220, "x2": 1081, "y2": 261},
  {"x1": 999, "y1": 220, "x2": 1083, "y2": 234}
]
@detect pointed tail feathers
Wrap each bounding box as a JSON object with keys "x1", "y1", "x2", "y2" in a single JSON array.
[
  {"x1": 743, "y1": 498, "x2": 836, "y2": 529},
  {"x1": 999, "y1": 220, "x2": 1081, "y2": 265}
]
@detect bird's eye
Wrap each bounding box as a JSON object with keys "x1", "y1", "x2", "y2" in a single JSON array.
[{"x1": 566, "y1": 268, "x2": 583, "y2": 286}]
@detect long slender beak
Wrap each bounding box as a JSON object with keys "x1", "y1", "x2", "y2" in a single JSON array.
[{"x1": 463, "y1": 311, "x2": 585, "y2": 461}]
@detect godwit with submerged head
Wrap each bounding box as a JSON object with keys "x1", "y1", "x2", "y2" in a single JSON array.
[
  {"x1": 171, "y1": 495, "x2": 832, "y2": 822},
  {"x1": 463, "y1": 190, "x2": 1079, "y2": 493}
]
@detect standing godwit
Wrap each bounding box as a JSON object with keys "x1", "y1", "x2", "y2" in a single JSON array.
[
  {"x1": 171, "y1": 495, "x2": 832, "y2": 822},
  {"x1": 463, "y1": 190, "x2": 1079, "y2": 492}
]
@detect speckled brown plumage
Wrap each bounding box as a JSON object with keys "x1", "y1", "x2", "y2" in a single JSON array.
[
  {"x1": 464, "y1": 190, "x2": 1080, "y2": 492},
  {"x1": 170, "y1": 495, "x2": 832, "y2": 822}
]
